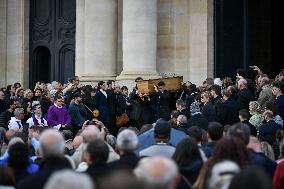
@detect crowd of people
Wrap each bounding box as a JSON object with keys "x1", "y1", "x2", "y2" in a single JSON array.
[{"x1": 0, "y1": 66, "x2": 284, "y2": 189}]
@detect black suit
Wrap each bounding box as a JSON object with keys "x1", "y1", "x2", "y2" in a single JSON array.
[
  {"x1": 108, "y1": 153, "x2": 139, "y2": 171},
  {"x1": 236, "y1": 89, "x2": 254, "y2": 111},
  {"x1": 188, "y1": 113, "x2": 208, "y2": 131},
  {"x1": 154, "y1": 90, "x2": 171, "y2": 120},
  {"x1": 17, "y1": 156, "x2": 71, "y2": 189}
]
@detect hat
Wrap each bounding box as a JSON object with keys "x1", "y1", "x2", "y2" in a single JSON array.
[
  {"x1": 154, "y1": 120, "x2": 171, "y2": 136},
  {"x1": 190, "y1": 103, "x2": 200, "y2": 114},
  {"x1": 73, "y1": 92, "x2": 82, "y2": 98}
]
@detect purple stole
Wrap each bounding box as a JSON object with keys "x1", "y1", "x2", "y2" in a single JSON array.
[{"x1": 33, "y1": 115, "x2": 45, "y2": 126}]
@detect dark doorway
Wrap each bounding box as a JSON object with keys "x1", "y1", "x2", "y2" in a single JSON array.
[
  {"x1": 31, "y1": 46, "x2": 51, "y2": 87},
  {"x1": 214, "y1": 0, "x2": 280, "y2": 79},
  {"x1": 29, "y1": 0, "x2": 76, "y2": 87}
]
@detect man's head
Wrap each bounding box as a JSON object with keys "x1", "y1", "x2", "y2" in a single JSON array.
[
  {"x1": 262, "y1": 110, "x2": 274, "y2": 122},
  {"x1": 0, "y1": 90, "x2": 4, "y2": 100},
  {"x1": 98, "y1": 81, "x2": 106, "y2": 91},
  {"x1": 154, "y1": 120, "x2": 171, "y2": 142},
  {"x1": 175, "y1": 99, "x2": 186, "y2": 111},
  {"x1": 272, "y1": 81, "x2": 284, "y2": 97},
  {"x1": 81, "y1": 125, "x2": 100, "y2": 143},
  {"x1": 210, "y1": 85, "x2": 222, "y2": 98},
  {"x1": 134, "y1": 156, "x2": 179, "y2": 189},
  {"x1": 73, "y1": 92, "x2": 82, "y2": 103},
  {"x1": 177, "y1": 115, "x2": 187, "y2": 126},
  {"x1": 208, "y1": 122, "x2": 223, "y2": 141},
  {"x1": 238, "y1": 109, "x2": 249, "y2": 122},
  {"x1": 157, "y1": 81, "x2": 166, "y2": 92},
  {"x1": 227, "y1": 123, "x2": 251, "y2": 145},
  {"x1": 259, "y1": 77, "x2": 270, "y2": 88},
  {"x1": 32, "y1": 104, "x2": 42, "y2": 115},
  {"x1": 121, "y1": 86, "x2": 128, "y2": 96},
  {"x1": 117, "y1": 129, "x2": 138, "y2": 154},
  {"x1": 107, "y1": 80, "x2": 115, "y2": 89},
  {"x1": 237, "y1": 79, "x2": 248, "y2": 90},
  {"x1": 188, "y1": 126, "x2": 203, "y2": 143},
  {"x1": 84, "y1": 139, "x2": 109, "y2": 165},
  {"x1": 54, "y1": 95, "x2": 64, "y2": 107},
  {"x1": 39, "y1": 129, "x2": 65, "y2": 158},
  {"x1": 14, "y1": 108, "x2": 25, "y2": 120}
]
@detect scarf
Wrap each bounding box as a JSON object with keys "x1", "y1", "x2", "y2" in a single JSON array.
[{"x1": 32, "y1": 115, "x2": 45, "y2": 126}]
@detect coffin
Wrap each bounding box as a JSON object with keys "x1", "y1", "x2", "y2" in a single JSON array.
[{"x1": 136, "y1": 76, "x2": 183, "y2": 94}]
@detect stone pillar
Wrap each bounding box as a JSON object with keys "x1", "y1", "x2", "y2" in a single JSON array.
[
  {"x1": 188, "y1": 0, "x2": 214, "y2": 85},
  {"x1": 0, "y1": 0, "x2": 7, "y2": 87},
  {"x1": 1, "y1": 0, "x2": 29, "y2": 87},
  {"x1": 77, "y1": 0, "x2": 117, "y2": 82},
  {"x1": 117, "y1": 0, "x2": 159, "y2": 81}
]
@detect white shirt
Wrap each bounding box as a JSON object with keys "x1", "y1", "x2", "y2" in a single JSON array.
[
  {"x1": 26, "y1": 114, "x2": 48, "y2": 127},
  {"x1": 8, "y1": 117, "x2": 22, "y2": 130},
  {"x1": 100, "y1": 89, "x2": 107, "y2": 98}
]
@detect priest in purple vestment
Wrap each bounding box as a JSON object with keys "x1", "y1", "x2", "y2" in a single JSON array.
[{"x1": 46, "y1": 95, "x2": 71, "y2": 130}]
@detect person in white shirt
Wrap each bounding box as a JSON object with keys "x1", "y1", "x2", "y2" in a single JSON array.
[
  {"x1": 8, "y1": 108, "x2": 25, "y2": 130},
  {"x1": 26, "y1": 103, "x2": 48, "y2": 127}
]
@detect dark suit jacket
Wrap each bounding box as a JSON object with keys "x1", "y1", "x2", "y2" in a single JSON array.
[
  {"x1": 188, "y1": 113, "x2": 208, "y2": 131},
  {"x1": 259, "y1": 120, "x2": 282, "y2": 145},
  {"x1": 108, "y1": 153, "x2": 139, "y2": 171},
  {"x1": 154, "y1": 90, "x2": 171, "y2": 120},
  {"x1": 17, "y1": 156, "x2": 71, "y2": 189},
  {"x1": 95, "y1": 90, "x2": 109, "y2": 125}
]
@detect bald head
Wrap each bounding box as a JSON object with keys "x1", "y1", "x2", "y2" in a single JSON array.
[
  {"x1": 39, "y1": 129, "x2": 65, "y2": 158},
  {"x1": 135, "y1": 157, "x2": 178, "y2": 189},
  {"x1": 81, "y1": 125, "x2": 100, "y2": 143}
]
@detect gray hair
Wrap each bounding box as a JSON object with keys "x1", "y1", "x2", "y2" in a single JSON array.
[
  {"x1": 134, "y1": 156, "x2": 178, "y2": 189},
  {"x1": 8, "y1": 137, "x2": 24, "y2": 149},
  {"x1": 39, "y1": 129, "x2": 65, "y2": 158},
  {"x1": 177, "y1": 115, "x2": 187, "y2": 124},
  {"x1": 43, "y1": 169, "x2": 94, "y2": 189},
  {"x1": 117, "y1": 129, "x2": 138, "y2": 152},
  {"x1": 81, "y1": 125, "x2": 100, "y2": 143},
  {"x1": 14, "y1": 108, "x2": 23, "y2": 116}
]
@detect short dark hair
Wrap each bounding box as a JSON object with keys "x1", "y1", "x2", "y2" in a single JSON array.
[
  {"x1": 54, "y1": 95, "x2": 63, "y2": 101},
  {"x1": 227, "y1": 123, "x2": 251, "y2": 145},
  {"x1": 8, "y1": 142, "x2": 29, "y2": 169},
  {"x1": 32, "y1": 103, "x2": 41, "y2": 111},
  {"x1": 176, "y1": 99, "x2": 186, "y2": 107},
  {"x1": 121, "y1": 86, "x2": 128, "y2": 91},
  {"x1": 239, "y1": 109, "x2": 249, "y2": 119},
  {"x1": 210, "y1": 85, "x2": 222, "y2": 97},
  {"x1": 98, "y1": 81, "x2": 105, "y2": 89},
  {"x1": 188, "y1": 126, "x2": 203, "y2": 142},
  {"x1": 107, "y1": 80, "x2": 115, "y2": 86},
  {"x1": 272, "y1": 81, "x2": 284, "y2": 93},
  {"x1": 157, "y1": 81, "x2": 166, "y2": 86},
  {"x1": 7, "y1": 99, "x2": 15, "y2": 108},
  {"x1": 86, "y1": 139, "x2": 109, "y2": 163},
  {"x1": 208, "y1": 122, "x2": 223, "y2": 141}
]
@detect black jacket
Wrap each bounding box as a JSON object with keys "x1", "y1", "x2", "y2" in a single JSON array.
[
  {"x1": 154, "y1": 90, "x2": 171, "y2": 120},
  {"x1": 108, "y1": 153, "x2": 139, "y2": 171},
  {"x1": 188, "y1": 113, "x2": 208, "y2": 131},
  {"x1": 201, "y1": 102, "x2": 217, "y2": 122},
  {"x1": 17, "y1": 156, "x2": 72, "y2": 189}
]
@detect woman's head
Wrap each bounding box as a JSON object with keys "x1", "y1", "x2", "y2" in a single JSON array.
[
  {"x1": 212, "y1": 137, "x2": 249, "y2": 168},
  {"x1": 172, "y1": 137, "x2": 201, "y2": 166}
]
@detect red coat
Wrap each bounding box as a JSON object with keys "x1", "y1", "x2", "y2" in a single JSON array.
[{"x1": 273, "y1": 160, "x2": 284, "y2": 189}]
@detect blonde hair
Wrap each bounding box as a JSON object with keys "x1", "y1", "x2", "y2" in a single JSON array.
[{"x1": 249, "y1": 101, "x2": 261, "y2": 113}]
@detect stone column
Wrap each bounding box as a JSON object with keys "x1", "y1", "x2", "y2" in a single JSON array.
[
  {"x1": 3, "y1": 0, "x2": 29, "y2": 87},
  {"x1": 0, "y1": 0, "x2": 7, "y2": 87},
  {"x1": 117, "y1": 0, "x2": 159, "y2": 81},
  {"x1": 77, "y1": 0, "x2": 117, "y2": 82}
]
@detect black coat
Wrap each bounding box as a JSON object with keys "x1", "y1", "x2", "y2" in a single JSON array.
[
  {"x1": 108, "y1": 153, "x2": 139, "y2": 171},
  {"x1": 86, "y1": 162, "x2": 110, "y2": 188},
  {"x1": 222, "y1": 97, "x2": 238, "y2": 125},
  {"x1": 116, "y1": 94, "x2": 131, "y2": 116},
  {"x1": 154, "y1": 90, "x2": 171, "y2": 120},
  {"x1": 242, "y1": 120, "x2": 257, "y2": 137},
  {"x1": 0, "y1": 110, "x2": 13, "y2": 129},
  {"x1": 136, "y1": 96, "x2": 155, "y2": 125},
  {"x1": 201, "y1": 102, "x2": 217, "y2": 122},
  {"x1": 188, "y1": 113, "x2": 208, "y2": 131},
  {"x1": 259, "y1": 120, "x2": 282, "y2": 145},
  {"x1": 236, "y1": 89, "x2": 254, "y2": 111},
  {"x1": 17, "y1": 156, "x2": 72, "y2": 189}
]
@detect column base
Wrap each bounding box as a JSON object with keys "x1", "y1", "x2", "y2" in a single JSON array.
[
  {"x1": 116, "y1": 70, "x2": 160, "y2": 81},
  {"x1": 80, "y1": 74, "x2": 117, "y2": 83}
]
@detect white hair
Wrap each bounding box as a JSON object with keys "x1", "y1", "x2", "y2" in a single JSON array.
[
  {"x1": 8, "y1": 137, "x2": 24, "y2": 149},
  {"x1": 14, "y1": 108, "x2": 23, "y2": 116},
  {"x1": 81, "y1": 125, "x2": 100, "y2": 143},
  {"x1": 43, "y1": 169, "x2": 94, "y2": 189},
  {"x1": 208, "y1": 160, "x2": 240, "y2": 189},
  {"x1": 214, "y1": 78, "x2": 222, "y2": 87},
  {"x1": 134, "y1": 156, "x2": 178, "y2": 189},
  {"x1": 177, "y1": 115, "x2": 187, "y2": 124},
  {"x1": 117, "y1": 129, "x2": 138, "y2": 152},
  {"x1": 39, "y1": 129, "x2": 65, "y2": 158}
]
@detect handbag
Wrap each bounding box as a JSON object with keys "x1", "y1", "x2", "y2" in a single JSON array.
[{"x1": 116, "y1": 113, "x2": 129, "y2": 127}]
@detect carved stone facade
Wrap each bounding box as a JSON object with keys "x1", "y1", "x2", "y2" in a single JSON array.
[{"x1": 0, "y1": 0, "x2": 214, "y2": 88}]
